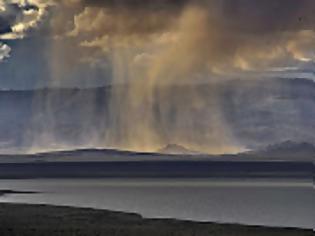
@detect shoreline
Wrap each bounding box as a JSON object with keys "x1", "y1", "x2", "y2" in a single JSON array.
[{"x1": 0, "y1": 202, "x2": 312, "y2": 236}]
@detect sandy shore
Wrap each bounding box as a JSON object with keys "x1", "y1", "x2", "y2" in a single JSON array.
[{"x1": 0, "y1": 202, "x2": 312, "y2": 236}]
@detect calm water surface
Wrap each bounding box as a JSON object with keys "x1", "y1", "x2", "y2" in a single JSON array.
[{"x1": 0, "y1": 178, "x2": 313, "y2": 229}]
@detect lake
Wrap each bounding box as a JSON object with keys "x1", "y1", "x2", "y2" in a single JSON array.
[{"x1": 0, "y1": 178, "x2": 313, "y2": 229}]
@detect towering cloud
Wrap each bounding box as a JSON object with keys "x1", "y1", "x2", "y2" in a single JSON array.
[
  {"x1": 2, "y1": 0, "x2": 315, "y2": 74},
  {"x1": 0, "y1": 0, "x2": 54, "y2": 40},
  {"x1": 62, "y1": 0, "x2": 315, "y2": 76},
  {"x1": 0, "y1": 0, "x2": 54, "y2": 64},
  {"x1": 0, "y1": 42, "x2": 10, "y2": 61}
]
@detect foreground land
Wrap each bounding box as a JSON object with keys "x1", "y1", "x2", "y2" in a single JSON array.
[
  {"x1": 0, "y1": 160, "x2": 313, "y2": 179},
  {"x1": 0, "y1": 203, "x2": 312, "y2": 236}
]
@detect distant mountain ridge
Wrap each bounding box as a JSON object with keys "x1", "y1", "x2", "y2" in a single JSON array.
[
  {"x1": 157, "y1": 144, "x2": 200, "y2": 155},
  {"x1": 0, "y1": 147, "x2": 208, "y2": 163},
  {"x1": 248, "y1": 141, "x2": 315, "y2": 161},
  {"x1": 1, "y1": 140, "x2": 315, "y2": 163}
]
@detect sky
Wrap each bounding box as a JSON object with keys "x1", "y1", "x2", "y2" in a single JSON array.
[
  {"x1": 0, "y1": 0, "x2": 315, "y2": 89},
  {"x1": 0, "y1": 0, "x2": 315, "y2": 154}
]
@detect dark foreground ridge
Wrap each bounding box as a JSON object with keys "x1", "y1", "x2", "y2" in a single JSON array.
[
  {"x1": 0, "y1": 190, "x2": 38, "y2": 196},
  {"x1": 0, "y1": 161, "x2": 313, "y2": 179},
  {"x1": 0, "y1": 203, "x2": 312, "y2": 236}
]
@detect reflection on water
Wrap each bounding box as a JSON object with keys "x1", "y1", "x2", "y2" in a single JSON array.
[{"x1": 0, "y1": 178, "x2": 313, "y2": 229}]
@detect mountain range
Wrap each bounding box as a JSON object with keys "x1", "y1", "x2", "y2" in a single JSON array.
[
  {"x1": 157, "y1": 144, "x2": 200, "y2": 155},
  {"x1": 0, "y1": 141, "x2": 314, "y2": 163},
  {"x1": 245, "y1": 141, "x2": 315, "y2": 161}
]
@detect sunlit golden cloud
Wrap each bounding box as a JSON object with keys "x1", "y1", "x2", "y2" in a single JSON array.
[
  {"x1": 0, "y1": 0, "x2": 55, "y2": 40},
  {"x1": 48, "y1": 0, "x2": 314, "y2": 80},
  {"x1": 0, "y1": 42, "x2": 10, "y2": 61}
]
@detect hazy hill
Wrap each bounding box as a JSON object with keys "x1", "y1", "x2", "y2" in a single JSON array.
[
  {"x1": 1, "y1": 141, "x2": 315, "y2": 163},
  {"x1": 246, "y1": 141, "x2": 315, "y2": 161},
  {"x1": 157, "y1": 144, "x2": 200, "y2": 155},
  {"x1": 0, "y1": 148, "x2": 210, "y2": 163}
]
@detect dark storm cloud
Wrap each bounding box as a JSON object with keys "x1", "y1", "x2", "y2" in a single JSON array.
[
  {"x1": 67, "y1": 0, "x2": 188, "y2": 38},
  {"x1": 23, "y1": 3, "x2": 39, "y2": 11},
  {"x1": 80, "y1": 0, "x2": 190, "y2": 10},
  {"x1": 0, "y1": 19, "x2": 12, "y2": 34},
  {"x1": 0, "y1": 0, "x2": 53, "y2": 62},
  {"x1": 2, "y1": 0, "x2": 315, "y2": 87},
  {"x1": 0, "y1": 3, "x2": 20, "y2": 35},
  {"x1": 0, "y1": 1, "x2": 51, "y2": 40},
  {"x1": 218, "y1": 0, "x2": 315, "y2": 32},
  {"x1": 0, "y1": 3, "x2": 40, "y2": 31},
  {"x1": 76, "y1": 0, "x2": 315, "y2": 33},
  {"x1": 67, "y1": 0, "x2": 315, "y2": 74}
]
